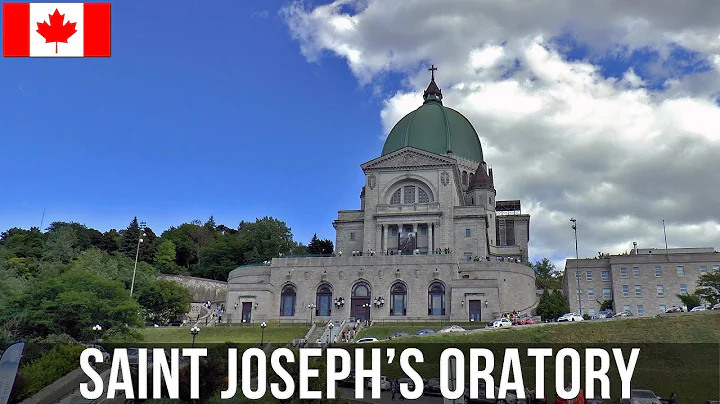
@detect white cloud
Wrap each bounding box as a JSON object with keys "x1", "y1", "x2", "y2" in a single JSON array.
[{"x1": 283, "y1": 0, "x2": 720, "y2": 264}]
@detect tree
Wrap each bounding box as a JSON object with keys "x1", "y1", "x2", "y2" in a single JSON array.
[
  {"x1": 237, "y1": 217, "x2": 295, "y2": 264},
  {"x1": 198, "y1": 234, "x2": 245, "y2": 280},
  {"x1": 137, "y1": 279, "x2": 191, "y2": 325},
  {"x1": 155, "y1": 239, "x2": 177, "y2": 266},
  {"x1": 677, "y1": 293, "x2": 702, "y2": 309},
  {"x1": 1, "y1": 227, "x2": 45, "y2": 259},
  {"x1": 2, "y1": 269, "x2": 142, "y2": 340},
  {"x1": 532, "y1": 258, "x2": 561, "y2": 290},
  {"x1": 307, "y1": 233, "x2": 334, "y2": 255},
  {"x1": 696, "y1": 271, "x2": 720, "y2": 305},
  {"x1": 600, "y1": 299, "x2": 614, "y2": 312},
  {"x1": 536, "y1": 289, "x2": 570, "y2": 320},
  {"x1": 119, "y1": 217, "x2": 142, "y2": 259},
  {"x1": 42, "y1": 226, "x2": 79, "y2": 263}
]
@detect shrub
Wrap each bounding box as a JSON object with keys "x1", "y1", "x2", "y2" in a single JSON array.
[{"x1": 14, "y1": 343, "x2": 85, "y2": 401}]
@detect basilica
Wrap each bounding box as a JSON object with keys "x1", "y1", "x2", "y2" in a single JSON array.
[{"x1": 227, "y1": 69, "x2": 536, "y2": 324}]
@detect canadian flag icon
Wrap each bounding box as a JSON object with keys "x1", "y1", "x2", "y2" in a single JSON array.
[{"x1": 3, "y1": 2, "x2": 111, "y2": 57}]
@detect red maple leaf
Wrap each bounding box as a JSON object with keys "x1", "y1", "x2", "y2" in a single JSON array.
[{"x1": 36, "y1": 9, "x2": 77, "y2": 54}]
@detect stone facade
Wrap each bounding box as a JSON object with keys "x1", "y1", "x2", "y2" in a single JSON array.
[
  {"x1": 563, "y1": 246, "x2": 720, "y2": 316},
  {"x1": 226, "y1": 75, "x2": 536, "y2": 324}
]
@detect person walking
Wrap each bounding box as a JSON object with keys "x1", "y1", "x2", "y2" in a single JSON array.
[{"x1": 391, "y1": 378, "x2": 398, "y2": 400}]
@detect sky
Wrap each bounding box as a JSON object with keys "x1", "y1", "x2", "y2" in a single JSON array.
[{"x1": 2, "y1": 0, "x2": 720, "y2": 270}]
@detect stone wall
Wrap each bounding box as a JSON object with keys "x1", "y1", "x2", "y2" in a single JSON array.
[{"x1": 158, "y1": 274, "x2": 227, "y2": 303}]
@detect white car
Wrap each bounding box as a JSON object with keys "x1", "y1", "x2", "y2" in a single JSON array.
[
  {"x1": 712, "y1": 303, "x2": 720, "y2": 311},
  {"x1": 356, "y1": 337, "x2": 378, "y2": 343},
  {"x1": 492, "y1": 318, "x2": 512, "y2": 328},
  {"x1": 557, "y1": 313, "x2": 584, "y2": 322},
  {"x1": 367, "y1": 375, "x2": 391, "y2": 390},
  {"x1": 690, "y1": 305, "x2": 706, "y2": 312},
  {"x1": 438, "y1": 325, "x2": 466, "y2": 333}
]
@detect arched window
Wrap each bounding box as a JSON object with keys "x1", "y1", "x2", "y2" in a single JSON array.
[
  {"x1": 316, "y1": 284, "x2": 332, "y2": 316},
  {"x1": 353, "y1": 282, "x2": 370, "y2": 297},
  {"x1": 389, "y1": 184, "x2": 433, "y2": 205},
  {"x1": 418, "y1": 188, "x2": 429, "y2": 203},
  {"x1": 428, "y1": 282, "x2": 446, "y2": 315},
  {"x1": 280, "y1": 284, "x2": 296, "y2": 317},
  {"x1": 390, "y1": 282, "x2": 407, "y2": 316},
  {"x1": 390, "y1": 189, "x2": 401, "y2": 204}
]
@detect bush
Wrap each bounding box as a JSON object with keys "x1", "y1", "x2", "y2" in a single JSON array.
[{"x1": 13, "y1": 343, "x2": 85, "y2": 401}]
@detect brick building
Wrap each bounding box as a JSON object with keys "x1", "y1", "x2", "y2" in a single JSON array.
[{"x1": 563, "y1": 245, "x2": 719, "y2": 316}]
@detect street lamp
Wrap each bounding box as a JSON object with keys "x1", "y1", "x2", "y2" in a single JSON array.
[
  {"x1": 327, "y1": 323, "x2": 334, "y2": 344},
  {"x1": 260, "y1": 322, "x2": 267, "y2": 346},
  {"x1": 130, "y1": 221, "x2": 147, "y2": 298},
  {"x1": 570, "y1": 218, "x2": 582, "y2": 315},
  {"x1": 190, "y1": 326, "x2": 200, "y2": 347},
  {"x1": 308, "y1": 303, "x2": 317, "y2": 326},
  {"x1": 362, "y1": 303, "x2": 371, "y2": 323},
  {"x1": 92, "y1": 324, "x2": 102, "y2": 345}
]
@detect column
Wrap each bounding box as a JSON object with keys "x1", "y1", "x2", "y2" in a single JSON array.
[
  {"x1": 413, "y1": 223, "x2": 418, "y2": 233},
  {"x1": 429, "y1": 223, "x2": 433, "y2": 254},
  {"x1": 383, "y1": 225, "x2": 389, "y2": 253}
]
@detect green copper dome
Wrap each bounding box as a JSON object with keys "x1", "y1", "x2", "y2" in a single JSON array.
[{"x1": 382, "y1": 72, "x2": 484, "y2": 163}]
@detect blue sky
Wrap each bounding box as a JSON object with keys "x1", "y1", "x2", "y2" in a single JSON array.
[
  {"x1": 1, "y1": 0, "x2": 380, "y2": 244},
  {"x1": 3, "y1": 1, "x2": 719, "y2": 265}
]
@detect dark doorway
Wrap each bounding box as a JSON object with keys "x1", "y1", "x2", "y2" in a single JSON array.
[
  {"x1": 350, "y1": 281, "x2": 371, "y2": 321},
  {"x1": 469, "y1": 300, "x2": 482, "y2": 322},
  {"x1": 241, "y1": 302, "x2": 252, "y2": 323}
]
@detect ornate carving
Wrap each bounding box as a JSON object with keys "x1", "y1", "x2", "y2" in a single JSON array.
[
  {"x1": 304, "y1": 272, "x2": 310, "y2": 280},
  {"x1": 441, "y1": 171, "x2": 450, "y2": 186},
  {"x1": 338, "y1": 271, "x2": 344, "y2": 280},
  {"x1": 378, "y1": 269, "x2": 383, "y2": 278},
  {"x1": 367, "y1": 174, "x2": 376, "y2": 190},
  {"x1": 402, "y1": 154, "x2": 418, "y2": 165},
  {"x1": 415, "y1": 269, "x2": 420, "y2": 278}
]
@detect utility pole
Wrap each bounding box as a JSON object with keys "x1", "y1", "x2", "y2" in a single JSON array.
[{"x1": 571, "y1": 218, "x2": 582, "y2": 315}]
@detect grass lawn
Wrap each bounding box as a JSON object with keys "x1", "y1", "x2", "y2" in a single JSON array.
[
  {"x1": 359, "y1": 312, "x2": 720, "y2": 343},
  {"x1": 136, "y1": 323, "x2": 308, "y2": 344}
]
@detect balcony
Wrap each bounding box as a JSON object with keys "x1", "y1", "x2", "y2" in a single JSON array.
[{"x1": 376, "y1": 202, "x2": 441, "y2": 214}]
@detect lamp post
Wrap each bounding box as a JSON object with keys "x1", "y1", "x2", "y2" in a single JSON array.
[
  {"x1": 260, "y1": 322, "x2": 267, "y2": 346},
  {"x1": 362, "y1": 303, "x2": 371, "y2": 323},
  {"x1": 130, "y1": 221, "x2": 147, "y2": 298},
  {"x1": 92, "y1": 324, "x2": 102, "y2": 345},
  {"x1": 308, "y1": 303, "x2": 316, "y2": 326},
  {"x1": 570, "y1": 218, "x2": 582, "y2": 315},
  {"x1": 327, "y1": 323, "x2": 334, "y2": 344},
  {"x1": 190, "y1": 326, "x2": 200, "y2": 347}
]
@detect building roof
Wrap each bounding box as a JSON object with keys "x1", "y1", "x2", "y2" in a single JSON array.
[
  {"x1": 381, "y1": 68, "x2": 484, "y2": 163},
  {"x1": 470, "y1": 166, "x2": 494, "y2": 190}
]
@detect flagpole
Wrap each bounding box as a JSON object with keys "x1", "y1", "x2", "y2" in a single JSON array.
[{"x1": 663, "y1": 220, "x2": 669, "y2": 260}]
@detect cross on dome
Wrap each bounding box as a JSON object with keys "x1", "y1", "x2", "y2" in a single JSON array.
[
  {"x1": 429, "y1": 64, "x2": 437, "y2": 81},
  {"x1": 423, "y1": 64, "x2": 442, "y2": 103}
]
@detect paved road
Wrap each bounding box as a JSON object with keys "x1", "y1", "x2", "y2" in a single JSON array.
[{"x1": 340, "y1": 387, "x2": 444, "y2": 403}]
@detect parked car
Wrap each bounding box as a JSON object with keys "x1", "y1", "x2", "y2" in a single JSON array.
[
  {"x1": 398, "y1": 377, "x2": 416, "y2": 391},
  {"x1": 591, "y1": 311, "x2": 611, "y2": 320},
  {"x1": 338, "y1": 370, "x2": 355, "y2": 387},
  {"x1": 416, "y1": 328, "x2": 436, "y2": 335},
  {"x1": 464, "y1": 382, "x2": 525, "y2": 404},
  {"x1": 619, "y1": 388, "x2": 662, "y2": 404},
  {"x1": 367, "y1": 375, "x2": 391, "y2": 390},
  {"x1": 424, "y1": 378, "x2": 442, "y2": 396},
  {"x1": 356, "y1": 337, "x2": 378, "y2": 343},
  {"x1": 82, "y1": 343, "x2": 112, "y2": 363},
  {"x1": 438, "y1": 325, "x2": 466, "y2": 333},
  {"x1": 557, "y1": 313, "x2": 584, "y2": 322},
  {"x1": 613, "y1": 311, "x2": 634, "y2": 318},
  {"x1": 690, "y1": 305, "x2": 706, "y2": 312},
  {"x1": 493, "y1": 318, "x2": 513, "y2": 328},
  {"x1": 712, "y1": 303, "x2": 720, "y2": 310},
  {"x1": 665, "y1": 306, "x2": 684, "y2": 313},
  {"x1": 512, "y1": 317, "x2": 534, "y2": 325},
  {"x1": 387, "y1": 332, "x2": 409, "y2": 339}
]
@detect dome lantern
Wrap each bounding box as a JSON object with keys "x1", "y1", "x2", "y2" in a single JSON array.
[{"x1": 423, "y1": 64, "x2": 443, "y2": 104}]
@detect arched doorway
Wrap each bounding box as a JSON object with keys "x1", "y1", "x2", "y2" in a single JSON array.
[
  {"x1": 351, "y1": 281, "x2": 371, "y2": 321},
  {"x1": 316, "y1": 283, "x2": 332, "y2": 316}
]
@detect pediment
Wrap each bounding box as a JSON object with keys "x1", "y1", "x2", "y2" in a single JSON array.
[{"x1": 361, "y1": 147, "x2": 456, "y2": 171}]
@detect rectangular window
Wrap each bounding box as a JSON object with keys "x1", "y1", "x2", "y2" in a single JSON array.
[
  {"x1": 623, "y1": 305, "x2": 631, "y2": 313},
  {"x1": 603, "y1": 288, "x2": 612, "y2": 300},
  {"x1": 588, "y1": 308, "x2": 596, "y2": 316},
  {"x1": 350, "y1": 232, "x2": 356, "y2": 241},
  {"x1": 656, "y1": 285, "x2": 664, "y2": 297},
  {"x1": 713, "y1": 265, "x2": 720, "y2": 272},
  {"x1": 637, "y1": 305, "x2": 644, "y2": 316},
  {"x1": 620, "y1": 267, "x2": 628, "y2": 278},
  {"x1": 677, "y1": 266, "x2": 685, "y2": 277},
  {"x1": 601, "y1": 271, "x2": 610, "y2": 281},
  {"x1": 634, "y1": 285, "x2": 642, "y2": 297},
  {"x1": 659, "y1": 305, "x2": 666, "y2": 314},
  {"x1": 587, "y1": 288, "x2": 595, "y2": 301},
  {"x1": 622, "y1": 285, "x2": 629, "y2": 297},
  {"x1": 654, "y1": 266, "x2": 662, "y2": 277},
  {"x1": 632, "y1": 267, "x2": 640, "y2": 278},
  {"x1": 465, "y1": 254, "x2": 472, "y2": 262},
  {"x1": 586, "y1": 271, "x2": 592, "y2": 281},
  {"x1": 700, "y1": 266, "x2": 707, "y2": 275},
  {"x1": 576, "y1": 271, "x2": 581, "y2": 280},
  {"x1": 403, "y1": 185, "x2": 415, "y2": 204},
  {"x1": 679, "y1": 284, "x2": 687, "y2": 295},
  {"x1": 465, "y1": 228, "x2": 471, "y2": 238}
]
